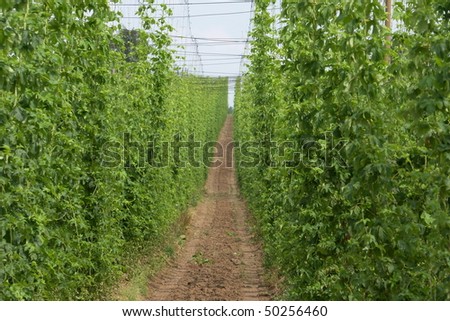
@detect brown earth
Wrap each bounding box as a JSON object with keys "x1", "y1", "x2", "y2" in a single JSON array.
[{"x1": 147, "y1": 116, "x2": 271, "y2": 301}]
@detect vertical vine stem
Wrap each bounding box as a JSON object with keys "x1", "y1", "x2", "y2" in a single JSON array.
[{"x1": 385, "y1": 0, "x2": 392, "y2": 63}]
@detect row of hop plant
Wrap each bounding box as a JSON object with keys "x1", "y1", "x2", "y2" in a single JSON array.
[
  {"x1": 235, "y1": 0, "x2": 449, "y2": 300},
  {"x1": 0, "y1": 0, "x2": 228, "y2": 300}
]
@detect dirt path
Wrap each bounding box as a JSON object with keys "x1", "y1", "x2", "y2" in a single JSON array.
[{"x1": 147, "y1": 116, "x2": 271, "y2": 301}]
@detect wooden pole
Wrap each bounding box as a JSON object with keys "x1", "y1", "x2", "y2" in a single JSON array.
[{"x1": 385, "y1": 0, "x2": 392, "y2": 30}]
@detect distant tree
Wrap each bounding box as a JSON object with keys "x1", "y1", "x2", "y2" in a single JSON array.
[
  {"x1": 111, "y1": 29, "x2": 141, "y2": 62},
  {"x1": 121, "y1": 29, "x2": 140, "y2": 62}
]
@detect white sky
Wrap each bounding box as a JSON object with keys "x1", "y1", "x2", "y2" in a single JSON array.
[
  {"x1": 179, "y1": 0, "x2": 253, "y2": 107},
  {"x1": 112, "y1": 0, "x2": 256, "y2": 108}
]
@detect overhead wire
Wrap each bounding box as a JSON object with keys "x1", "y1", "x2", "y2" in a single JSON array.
[
  {"x1": 175, "y1": 57, "x2": 242, "y2": 62},
  {"x1": 172, "y1": 42, "x2": 247, "y2": 47},
  {"x1": 200, "y1": 61, "x2": 244, "y2": 66},
  {"x1": 180, "y1": 51, "x2": 246, "y2": 57},
  {"x1": 199, "y1": 71, "x2": 242, "y2": 74},
  {"x1": 112, "y1": 1, "x2": 253, "y2": 6},
  {"x1": 171, "y1": 35, "x2": 250, "y2": 41},
  {"x1": 123, "y1": 9, "x2": 256, "y2": 19}
]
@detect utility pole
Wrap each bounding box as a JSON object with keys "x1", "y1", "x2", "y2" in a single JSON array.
[{"x1": 385, "y1": 0, "x2": 392, "y2": 30}]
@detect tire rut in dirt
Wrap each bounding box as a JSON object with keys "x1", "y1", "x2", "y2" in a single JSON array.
[{"x1": 147, "y1": 117, "x2": 271, "y2": 301}]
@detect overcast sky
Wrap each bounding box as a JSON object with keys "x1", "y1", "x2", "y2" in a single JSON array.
[
  {"x1": 113, "y1": 0, "x2": 256, "y2": 107},
  {"x1": 175, "y1": 0, "x2": 253, "y2": 107}
]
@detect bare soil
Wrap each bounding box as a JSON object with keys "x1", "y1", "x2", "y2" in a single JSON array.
[{"x1": 147, "y1": 116, "x2": 271, "y2": 301}]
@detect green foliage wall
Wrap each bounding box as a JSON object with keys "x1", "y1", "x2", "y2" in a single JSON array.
[
  {"x1": 0, "y1": 0, "x2": 227, "y2": 300},
  {"x1": 235, "y1": 0, "x2": 449, "y2": 300}
]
